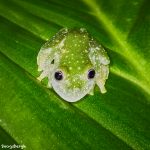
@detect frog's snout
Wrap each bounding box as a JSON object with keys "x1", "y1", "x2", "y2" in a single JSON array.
[
  {"x1": 68, "y1": 78, "x2": 84, "y2": 89},
  {"x1": 52, "y1": 76, "x2": 95, "y2": 102}
]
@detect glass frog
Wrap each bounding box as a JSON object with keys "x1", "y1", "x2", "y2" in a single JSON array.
[{"x1": 37, "y1": 28, "x2": 110, "y2": 102}]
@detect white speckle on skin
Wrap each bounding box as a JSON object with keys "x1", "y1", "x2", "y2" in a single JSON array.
[
  {"x1": 69, "y1": 67, "x2": 72, "y2": 70},
  {"x1": 96, "y1": 47, "x2": 100, "y2": 50},
  {"x1": 85, "y1": 50, "x2": 88, "y2": 53},
  {"x1": 80, "y1": 28, "x2": 86, "y2": 32},
  {"x1": 77, "y1": 67, "x2": 81, "y2": 70}
]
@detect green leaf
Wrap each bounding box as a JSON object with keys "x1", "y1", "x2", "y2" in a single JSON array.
[{"x1": 0, "y1": 0, "x2": 150, "y2": 149}]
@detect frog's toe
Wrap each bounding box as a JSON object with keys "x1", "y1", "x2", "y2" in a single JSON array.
[
  {"x1": 100, "y1": 87, "x2": 107, "y2": 93},
  {"x1": 37, "y1": 71, "x2": 47, "y2": 81},
  {"x1": 97, "y1": 81, "x2": 107, "y2": 93}
]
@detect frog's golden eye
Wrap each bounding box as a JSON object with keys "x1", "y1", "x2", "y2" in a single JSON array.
[
  {"x1": 88, "y1": 69, "x2": 95, "y2": 79},
  {"x1": 54, "y1": 71, "x2": 63, "y2": 80}
]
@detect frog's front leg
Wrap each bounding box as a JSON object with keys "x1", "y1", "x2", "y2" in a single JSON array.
[
  {"x1": 89, "y1": 39, "x2": 110, "y2": 93},
  {"x1": 37, "y1": 28, "x2": 68, "y2": 87},
  {"x1": 37, "y1": 47, "x2": 55, "y2": 82}
]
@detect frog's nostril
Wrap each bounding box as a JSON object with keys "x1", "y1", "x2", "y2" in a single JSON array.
[{"x1": 51, "y1": 59, "x2": 54, "y2": 64}]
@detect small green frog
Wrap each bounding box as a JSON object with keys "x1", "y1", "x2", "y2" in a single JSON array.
[{"x1": 37, "y1": 28, "x2": 110, "y2": 102}]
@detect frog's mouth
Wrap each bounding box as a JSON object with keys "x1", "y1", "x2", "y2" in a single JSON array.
[{"x1": 51, "y1": 79, "x2": 94, "y2": 102}]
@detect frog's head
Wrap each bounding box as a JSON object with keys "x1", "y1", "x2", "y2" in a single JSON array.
[{"x1": 51, "y1": 65, "x2": 96, "y2": 102}]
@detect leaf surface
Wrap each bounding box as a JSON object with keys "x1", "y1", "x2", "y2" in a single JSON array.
[{"x1": 0, "y1": 0, "x2": 150, "y2": 149}]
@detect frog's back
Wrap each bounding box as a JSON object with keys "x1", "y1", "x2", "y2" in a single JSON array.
[{"x1": 60, "y1": 29, "x2": 92, "y2": 73}]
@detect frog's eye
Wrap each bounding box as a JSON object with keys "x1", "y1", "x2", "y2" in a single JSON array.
[
  {"x1": 54, "y1": 71, "x2": 63, "y2": 80},
  {"x1": 88, "y1": 69, "x2": 95, "y2": 79}
]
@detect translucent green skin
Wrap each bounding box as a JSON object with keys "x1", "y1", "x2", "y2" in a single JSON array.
[{"x1": 37, "y1": 28, "x2": 110, "y2": 102}]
